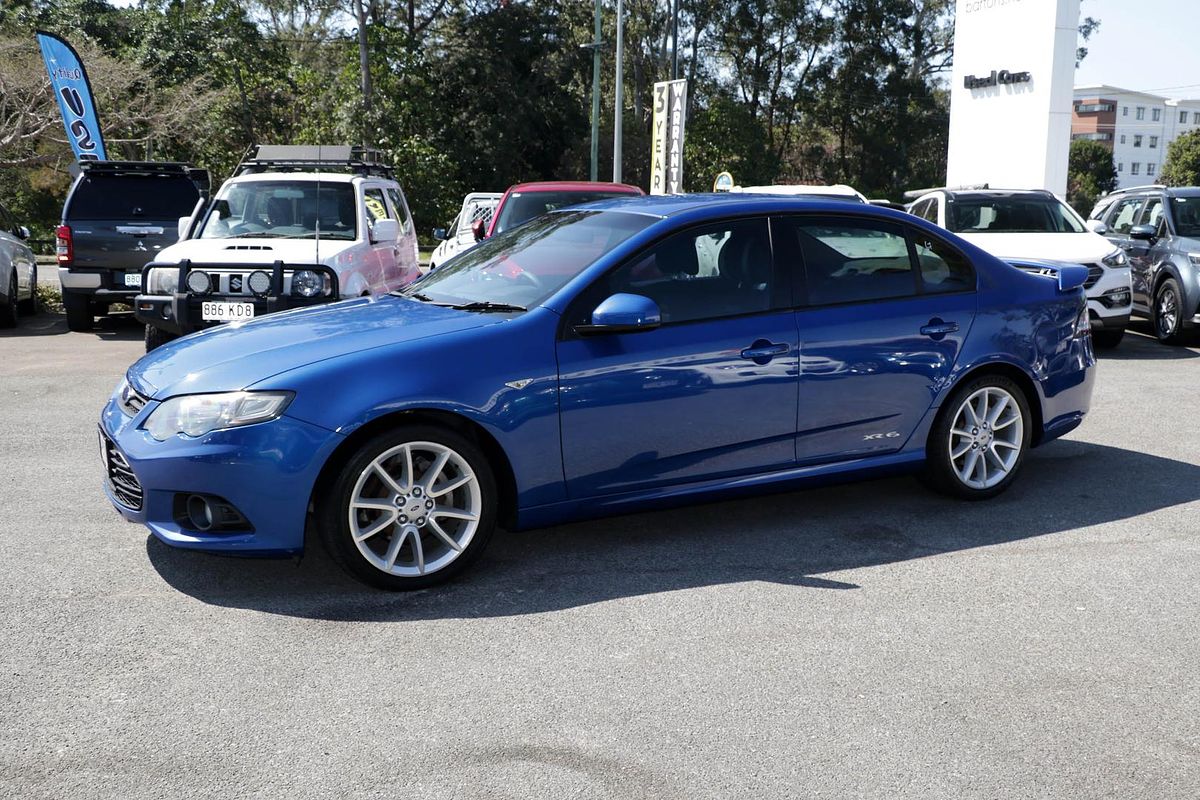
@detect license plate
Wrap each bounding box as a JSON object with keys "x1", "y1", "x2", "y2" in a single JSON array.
[
  {"x1": 124, "y1": 273, "x2": 141, "y2": 288},
  {"x1": 201, "y1": 301, "x2": 255, "y2": 322}
]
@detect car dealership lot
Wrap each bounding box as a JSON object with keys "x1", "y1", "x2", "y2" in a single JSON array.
[{"x1": 2, "y1": 314, "x2": 1199, "y2": 799}]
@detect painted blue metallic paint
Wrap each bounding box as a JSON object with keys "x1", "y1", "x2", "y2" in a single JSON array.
[{"x1": 100, "y1": 195, "x2": 1095, "y2": 556}]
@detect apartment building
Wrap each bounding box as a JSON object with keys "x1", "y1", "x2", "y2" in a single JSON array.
[{"x1": 1072, "y1": 84, "x2": 1200, "y2": 188}]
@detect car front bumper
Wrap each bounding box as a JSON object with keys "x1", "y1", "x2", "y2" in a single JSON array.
[
  {"x1": 1086, "y1": 265, "x2": 1132, "y2": 327},
  {"x1": 134, "y1": 292, "x2": 334, "y2": 335},
  {"x1": 100, "y1": 392, "x2": 343, "y2": 555}
]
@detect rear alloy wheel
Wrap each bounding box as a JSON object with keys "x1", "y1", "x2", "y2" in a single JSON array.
[
  {"x1": 1, "y1": 272, "x2": 17, "y2": 328},
  {"x1": 319, "y1": 425, "x2": 497, "y2": 590},
  {"x1": 63, "y1": 291, "x2": 93, "y2": 332},
  {"x1": 1091, "y1": 327, "x2": 1124, "y2": 349},
  {"x1": 922, "y1": 375, "x2": 1031, "y2": 500},
  {"x1": 1153, "y1": 278, "x2": 1187, "y2": 345}
]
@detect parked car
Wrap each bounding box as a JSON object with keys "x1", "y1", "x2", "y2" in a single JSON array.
[
  {"x1": 429, "y1": 192, "x2": 501, "y2": 270},
  {"x1": 476, "y1": 181, "x2": 644, "y2": 240},
  {"x1": 0, "y1": 201, "x2": 37, "y2": 328},
  {"x1": 908, "y1": 188, "x2": 1132, "y2": 347},
  {"x1": 100, "y1": 195, "x2": 1095, "y2": 590},
  {"x1": 57, "y1": 160, "x2": 209, "y2": 332},
  {"x1": 1087, "y1": 184, "x2": 1200, "y2": 344},
  {"x1": 136, "y1": 145, "x2": 422, "y2": 351},
  {"x1": 731, "y1": 183, "x2": 869, "y2": 203}
]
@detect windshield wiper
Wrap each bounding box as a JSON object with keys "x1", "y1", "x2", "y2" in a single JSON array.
[{"x1": 449, "y1": 300, "x2": 527, "y2": 313}]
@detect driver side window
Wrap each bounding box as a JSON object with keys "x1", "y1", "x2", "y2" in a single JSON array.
[{"x1": 1108, "y1": 197, "x2": 1145, "y2": 235}]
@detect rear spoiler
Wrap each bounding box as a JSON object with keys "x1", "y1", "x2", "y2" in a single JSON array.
[{"x1": 1006, "y1": 259, "x2": 1090, "y2": 293}]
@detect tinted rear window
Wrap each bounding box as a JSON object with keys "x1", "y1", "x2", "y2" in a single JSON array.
[
  {"x1": 66, "y1": 175, "x2": 200, "y2": 221},
  {"x1": 494, "y1": 190, "x2": 639, "y2": 234}
]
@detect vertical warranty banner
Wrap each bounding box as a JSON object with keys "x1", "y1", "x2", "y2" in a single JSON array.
[
  {"x1": 36, "y1": 30, "x2": 108, "y2": 162},
  {"x1": 650, "y1": 79, "x2": 687, "y2": 195}
]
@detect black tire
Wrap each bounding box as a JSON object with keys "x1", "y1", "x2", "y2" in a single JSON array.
[
  {"x1": 64, "y1": 291, "x2": 93, "y2": 332},
  {"x1": 1092, "y1": 327, "x2": 1124, "y2": 349},
  {"x1": 0, "y1": 272, "x2": 17, "y2": 328},
  {"x1": 144, "y1": 323, "x2": 177, "y2": 352},
  {"x1": 1153, "y1": 277, "x2": 1187, "y2": 345},
  {"x1": 18, "y1": 269, "x2": 36, "y2": 315},
  {"x1": 920, "y1": 373, "x2": 1033, "y2": 500},
  {"x1": 317, "y1": 424, "x2": 498, "y2": 590}
]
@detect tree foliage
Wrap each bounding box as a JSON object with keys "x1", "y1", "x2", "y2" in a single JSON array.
[
  {"x1": 1160, "y1": 129, "x2": 1200, "y2": 188},
  {"x1": 1067, "y1": 139, "x2": 1117, "y2": 216}
]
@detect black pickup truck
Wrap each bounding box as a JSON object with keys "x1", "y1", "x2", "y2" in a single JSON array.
[{"x1": 57, "y1": 161, "x2": 208, "y2": 332}]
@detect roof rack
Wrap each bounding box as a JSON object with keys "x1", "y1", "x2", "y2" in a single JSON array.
[
  {"x1": 233, "y1": 144, "x2": 395, "y2": 179},
  {"x1": 76, "y1": 160, "x2": 211, "y2": 194},
  {"x1": 901, "y1": 184, "x2": 991, "y2": 202},
  {"x1": 1103, "y1": 184, "x2": 1167, "y2": 196}
]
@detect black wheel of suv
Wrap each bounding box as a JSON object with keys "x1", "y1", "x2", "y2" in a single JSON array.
[
  {"x1": 317, "y1": 424, "x2": 499, "y2": 590},
  {"x1": 920, "y1": 373, "x2": 1032, "y2": 500},
  {"x1": 64, "y1": 292, "x2": 93, "y2": 332},
  {"x1": 144, "y1": 324, "x2": 177, "y2": 352},
  {"x1": 1153, "y1": 277, "x2": 1187, "y2": 345},
  {"x1": 1092, "y1": 327, "x2": 1124, "y2": 349},
  {"x1": 1, "y1": 272, "x2": 17, "y2": 328},
  {"x1": 18, "y1": 269, "x2": 36, "y2": 315}
]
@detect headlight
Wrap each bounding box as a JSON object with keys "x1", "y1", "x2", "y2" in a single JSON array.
[
  {"x1": 145, "y1": 267, "x2": 179, "y2": 295},
  {"x1": 1188, "y1": 252, "x2": 1200, "y2": 267},
  {"x1": 292, "y1": 270, "x2": 322, "y2": 297},
  {"x1": 1101, "y1": 249, "x2": 1127, "y2": 268},
  {"x1": 143, "y1": 391, "x2": 293, "y2": 441}
]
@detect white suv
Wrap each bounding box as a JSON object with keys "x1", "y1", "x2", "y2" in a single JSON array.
[
  {"x1": 136, "y1": 145, "x2": 421, "y2": 350},
  {"x1": 429, "y1": 192, "x2": 500, "y2": 270},
  {"x1": 909, "y1": 189, "x2": 1132, "y2": 347}
]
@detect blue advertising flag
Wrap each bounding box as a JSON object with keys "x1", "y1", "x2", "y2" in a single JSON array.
[{"x1": 36, "y1": 30, "x2": 107, "y2": 161}]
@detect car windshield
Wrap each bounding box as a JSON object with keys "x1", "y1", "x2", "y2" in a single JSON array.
[
  {"x1": 401, "y1": 210, "x2": 653, "y2": 308},
  {"x1": 198, "y1": 181, "x2": 357, "y2": 240},
  {"x1": 948, "y1": 197, "x2": 1085, "y2": 233},
  {"x1": 493, "y1": 190, "x2": 638, "y2": 234},
  {"x1": 1171, "y1": 196, "x2": 1200, "y2": 237}
]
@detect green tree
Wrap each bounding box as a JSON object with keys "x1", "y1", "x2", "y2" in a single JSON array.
[
  {"x1": 1067, "y1": 138, "x2": 1117, "y2": 216},
  {"x1": 1160, "y1": 129, "x2": 1200, "y2": 187}
]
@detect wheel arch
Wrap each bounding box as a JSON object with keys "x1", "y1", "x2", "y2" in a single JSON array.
[
  {"x1": 936, "y1": 361, "x2": 1045, "y2": 447},
  {"x1": 308, "y1": 407, "x2": 520, "y2": 529}
]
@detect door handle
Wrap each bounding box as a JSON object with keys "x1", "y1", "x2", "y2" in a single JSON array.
[
  {"x1": 740, "y1": 341, "x2": 789, "y2": 363},
  {"x1": 920, "y1": 320, "x2": 959, "y2": 339}
]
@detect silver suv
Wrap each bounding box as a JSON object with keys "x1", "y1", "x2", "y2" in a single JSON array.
[{"x1": 1089, "y1": 185, "x2": 1200, "y2": 345}]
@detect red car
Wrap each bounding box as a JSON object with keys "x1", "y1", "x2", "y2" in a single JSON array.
[{"x1": 473, "y1": 181, "x2": 645, "y2": 240}]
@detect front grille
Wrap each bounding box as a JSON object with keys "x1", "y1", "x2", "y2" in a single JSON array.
[
  {"x1": 1083, "y1": 263, "x2": 1104, "y2": 289},
  {"x1": 101, "y1": 431, "x2": 143, "y2": 510}
]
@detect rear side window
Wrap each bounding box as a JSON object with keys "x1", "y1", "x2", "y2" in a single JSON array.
[
  {"x1": 786, "y1": 218, "x2": 917, "y2": 305},
  {"x1": 66, "y1": 175, "x2": 199, "y2": 221},
  {"x1": 909, "y1": 230, "x2": 975, "y2": 293}
]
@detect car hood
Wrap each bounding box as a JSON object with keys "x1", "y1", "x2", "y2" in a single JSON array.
[
  {"x1": 156, "y1": 236, "x2": 356, "y2": 266},
  {"x1": 128, "y1": 295, "x2": 503, "y2": 399},
  {"x1": 956, "y1": 231, "x2": 1117, "y2": 263}
]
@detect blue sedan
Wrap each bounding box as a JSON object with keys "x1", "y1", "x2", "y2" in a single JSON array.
[{"x1": 100, "y1": 195, "x2": 1096, "y2": 589}]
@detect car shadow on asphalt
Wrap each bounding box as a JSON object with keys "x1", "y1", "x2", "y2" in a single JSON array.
[
  {"x1": 1097, "y1": 322, "x2": 1199, "y2": 360},
  {"x1": 145, "y1": 439, "x2": 1200, "y2": 621},
  {"x1": 0, "y1": 311, "x2": 142, "y2": 341}
]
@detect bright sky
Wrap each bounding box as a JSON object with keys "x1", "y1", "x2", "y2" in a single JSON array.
[{"x1": 1074, "y1": 0, "x2": 1200, "y2": 98}]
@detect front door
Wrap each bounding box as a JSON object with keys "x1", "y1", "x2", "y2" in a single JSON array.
[
  {"x1": 775, "y1": 216, "x2": 978, "y2": 464},
  {"x1": 556, "y1": 218, "x2": 799, "y2": 498},
  {"x1": 1104, "y1": 195, "x2": 1149, "y2": 308}
]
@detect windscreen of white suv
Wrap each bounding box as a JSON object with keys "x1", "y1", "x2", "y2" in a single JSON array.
[
  {"x1": 198, "y1": 182, "x2": 358, "y2": 240},
  {"x1": 948, "y1": 196, "x2": 1085, "y2": 234}
]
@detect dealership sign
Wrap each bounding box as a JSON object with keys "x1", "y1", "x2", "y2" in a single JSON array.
[
  {"x1": 963, "y1": 69, "x2": 1032, "y2": 89},
  {"x1": 36, "y1": 30, "x2": 108, "y2": 162},
  {"x1": 650, "y1": 79, "x2": 687, "y2": 195}
]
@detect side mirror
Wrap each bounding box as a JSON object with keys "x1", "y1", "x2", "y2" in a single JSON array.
[
  {"x1": 16, "y1": 225, "x2": 30, "y2": 240},
  {"x1": 371, "y1": 218, "x2": 400, "y2": 244},
  {"x1": 575, "y1": 293, "x2": 661, "y2": 335},
  {"x1": 432, "y1": 227, "x2": 448, "y2": 241},
  {"x1": 1129, "y1": 224, "x2": 1156, "y2": 241},
  {"x1": 471, "y1": 218, "x2": 487, "y2": 242},
  {"x1": 1056, "y1": 264, "x2": 1091, "y2": 293},
  {"x1": 1085, "y1": 219, "x2": 1108, "y2": 235},
  {"x1": 177, "y1": 215, "x2": 192, "y2": 241}
]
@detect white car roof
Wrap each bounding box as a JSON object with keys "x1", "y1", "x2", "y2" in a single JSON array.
[
  {"x1": 732, "y1": 183, "x2": 869, "y2": 202},
  {"x1": 223, "y1": 171, "x2": 376, "y2": 185}
]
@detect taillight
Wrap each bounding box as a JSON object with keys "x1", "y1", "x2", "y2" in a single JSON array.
[
  {"x1": 56, "y1": 225, "x2": 73, "y2": 266},
  {"x1": 1074, "y1": 302, "x2": 1091, "y2": 339}
]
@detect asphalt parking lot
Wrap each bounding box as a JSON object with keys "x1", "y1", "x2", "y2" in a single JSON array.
[{"x1": 1, "y1": 310, "x2": 1198, "y2": 799}]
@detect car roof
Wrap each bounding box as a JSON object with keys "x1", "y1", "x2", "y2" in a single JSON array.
[
  {"x1": 504, "y1": 181, "x2": 643, "y2": 194},
  {"x1": 732, "y1": 183, "x2": 868, "y2": 202},
  {"x1": 941, "y1": 189, "x2": 1056, "y2": 200},
  {"x1": 558, "y1": 193, "x2": 923, "y2": 221}
]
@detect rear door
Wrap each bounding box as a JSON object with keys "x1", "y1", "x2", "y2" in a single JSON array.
[
  {"x1": 775, "y1": 216, "x2": 978, "y2": 464},
  {"x1": 556, "y1": 217, "x2": 799, "y2": 497}
]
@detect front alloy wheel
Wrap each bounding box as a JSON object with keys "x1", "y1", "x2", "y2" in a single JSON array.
[
  {"x1": 319, "y1": 425, "x2": 497, "y2": 589},
  {"x1": 922, "y1": 375, "x2": 1031, "y2": 499},
  {"x1": 1153, "y1": 278, "x2": 1186, "y2": 345}
]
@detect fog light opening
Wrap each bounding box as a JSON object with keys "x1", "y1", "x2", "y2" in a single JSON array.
[{"x1": 186, "y1": 494, "x2": 215, "y2": 531}]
